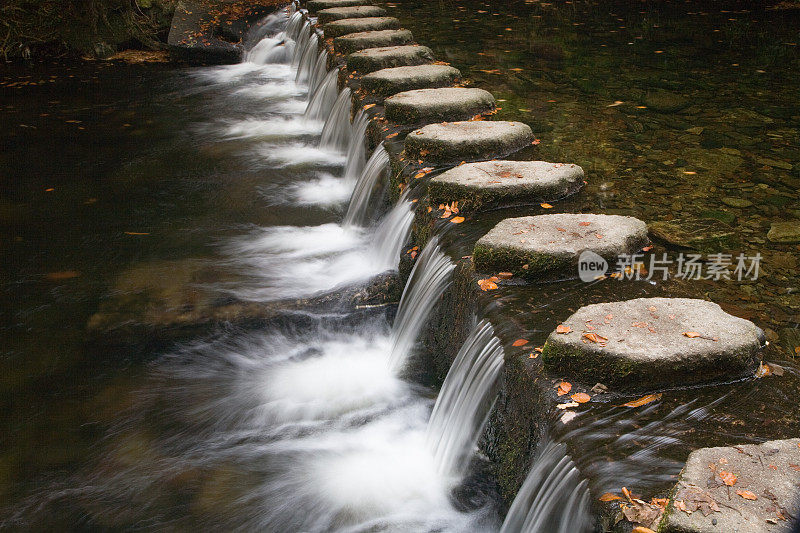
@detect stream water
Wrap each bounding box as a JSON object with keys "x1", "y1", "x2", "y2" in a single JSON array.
[{"x1": 2, "y1": 1, "x2": 799, "y2": 531}]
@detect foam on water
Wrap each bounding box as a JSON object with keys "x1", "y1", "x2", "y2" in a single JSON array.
[
  {"x1": 223, "y1": 117, "x2": 323, "y2": 140},
  {"x1": 291, "y1": 172, "x2": 354, "y2": 205}
]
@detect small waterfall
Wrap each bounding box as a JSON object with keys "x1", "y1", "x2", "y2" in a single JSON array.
[
  {"x1": 285, "y1": 11, "x2": 304, "y2": 41},
  {"x1": 296, "y1": 33, "x2": 320, "y2": 83},
  {"x1": 292, "y1": 22, "x2": 312, "y2": 68},
  {"x1": 341, "y1": 109, "x2": 369, "y2": 183},
  {"x1": 305, "y1": 70, "x2": 339, "y2": 121},
  {"x1": 319, "y1": 88, "x2": 353, "y2": 152},
  {"x1": 500, "y1": 442, "x2": 592, "y2": 533},
  {"x1": 426, "y1": 320, "x2": 503, "y2": 479},
  {"x1": 247, "y1": 36, "x2": 293, "y2": 64},
  {"x1": 307, "y1": 50, "x2": 329, "y2": 96},
  {"x1": 344, "y1": 143, "x2": 389, "y2": 227},
  {"x1": 388, "y1": 237, "x2": 455, "y2": 372},
  {"x1": 371, "y1": 194, "x2": 414, "y2": 269}
]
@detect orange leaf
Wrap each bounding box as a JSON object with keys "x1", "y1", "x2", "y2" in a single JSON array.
[
  {"x1": 583, "y1": 332, "x2": 608, "y2": 343},
  {"x1": 496, "y1": 272, "x2": 513, "y2": 279},
  {"x1": 719, "y1": 471, "x2": 737, "y2": 486},
  {"x1": 556, "y1": 324, "x2": 572, "y2": 334},
  {"x1": 450, "y1": 216, "x2": 465, "y2": 224},
  {"x1": 632, "y1": 528, "x2": 656, "y2": 533},
  {"x1": 578, "y1": 221, "x2": 591, "y2": 226},
  {"x1": 683, "y1": 331, "x2": 701, "y2": 338},
  {"x1": 540, "y1": 203, "x2": 553, "y2": 209},
  {"x1": 385, "y1": 132, "x2": 399, "y2": 138},
  {"x1": 44, "y1": 271, "x2": 80, "y2": 281},
  {"x1": 363, "y1": 103, "x2": 376, "y2": 110},
  {"x1": 477, "y1": 279, "x2": 498, "y2": 291},
  {"x1": 598, "y1": 492, "x2": 623, "y2": 502},
  {"x1": 571, "y1": 392, "x2": 591, "y2": 403},
  {"x1": 512, "y1": 339, "x2": 529, "y2": 347},
  {"x1": 623, "y1": 393, "x2": 662, "y2": 408},
  {"x1": 736, "y1": 490, "x2": 757, "y2": 500},
  {"x1": 556, "y1": 381, "x2": 572, "y2": 396}
]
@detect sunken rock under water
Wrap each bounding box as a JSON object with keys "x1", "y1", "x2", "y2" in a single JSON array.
[
  {"x1": 384, "y1": 87, "x2": 496, "y2": 125},
  {"x1": 404, "y1": 121, "x2": 534, "y2": 165}
]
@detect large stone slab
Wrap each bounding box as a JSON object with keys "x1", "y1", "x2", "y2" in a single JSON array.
[
  {"x1": 323, "y1": 17, "x2": 401, "y2": 38},
  {"x1": 308, "y1": 0, "x2": 371, "y2": 11},
  {"x1": 404, "y1": 121, "x2": 534, "y2": 165},
  {"x1": 333, "y1": 29, "x2": 414, "y2": 55},
  {"x1": 429, "y1": 160, "x2": 584, "y2": 211},
  {"x1": 317, "y1": 5, "x2": 387, "y2": 24},
  {"x1": 361, "y1": 64, "x2": 461, "y2": 96},
  {"x1": 660, "y1": 438, "x2": 800, "y2": 533},
  {"x1": 473, "y1": 213, "x2": 649, "y2": 279},
  {"x1": 541, "y1": 297, "x2": 764, "y2": 389},
  {"x1": 346, "y1": 44, "x2": 434, "y2": 73},
  {"x1": 384, "y1": 87, "x2": 495, "y2": 124}
]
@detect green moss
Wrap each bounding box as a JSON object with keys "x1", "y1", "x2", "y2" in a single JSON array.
[{"x1": 473, "y1": 243, "x2": 568, "y2": 279}]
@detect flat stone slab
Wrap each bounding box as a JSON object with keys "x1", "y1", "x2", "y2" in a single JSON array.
[
  {"x1": 333, "y1": 29, "x2": 413, "y2": 55},
  {"x1": 384, "y1": 87, "x2": 495, "y2": 124},
  {"x1": 317, "y1": 5, "x2": 387, "y2": 24},
  {"x1": 404, "y1": 121, "x2": 534, "y2": 165},
  {"x1": 323, "y1": 17, "x2": 401, "y2": 38},
  {"x1": 767, "y1": 221, "x2": 800, "y2": 243},
  {"x1": 541, "y1": 297, "x2": 764, "y2": 389},
  {"x1": 308, "y1": 0, "x2": 371, "y2": 11},
  {"x1": 661, "y1": 438, "x2": 800, "y2": 533},
  {"x1": 429, "y1": 160, "x2": 584, "y2": 211},
  {"x1": 649, "y1": 217, "x2": 739, "y2": 253},
  {"x1": 473, "y1": 213, "x2": 649, "y2": 279},
  {"x1": 361, "y1": 64, "x2": 461, "y2": 96},
  {"x1": 346, "y1": 44, "x2": 434, "y2": 73}
]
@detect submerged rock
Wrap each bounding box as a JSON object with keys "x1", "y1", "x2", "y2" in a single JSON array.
[
  {"x1": 428, "y1": 160, "x2": 584, "y2": 212},
  {"x1": 643, "y1": 90, "x2": 690, "y2": 113},
  {"x1": 767, "y1": 221, "x2": 800, "y2": 243},
  {"x1": 473, "y1": 213, "x2": 649, "y2": 279},
  {"x1": 648, "y1": 217, "x2": 740, "y2": 253},
  {"x1": 333, "y1": 29, "x2": 413, "y2": 55},
  {"x1": 361, "y1": 64, "x2": 461, "y2": 96},
  {"x1": 384, "y1": 87, "x2": 495, "y2": 124},
  {"x1": 323, "y1": 16, "x2": 401, "y2": 38},
  {"x1": 346, "y1": 44, "x2": 434, "y2": 73},
  {"x1": 317, "y1": 5, "x2": 387, "y2": 24},
  {"x1": 542, "y1": 297, "x2": 764, "y2": 389},
  {"x1": 660, "y1": 438, "x2": 800, "y2": 533},
  {"x1": 404, "y1": 121, "x2": 533, "y2": 165}
]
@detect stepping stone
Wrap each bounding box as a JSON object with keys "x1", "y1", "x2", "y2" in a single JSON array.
[
  {"x1": 541, "y1": 297, "x2": 764, "y2": 389},
  {"x1": 473, "y1": 213, "x2": 649, "y2": 279},
  {"x1": 346, "y1": 44, "x2": 434, "y2": 73},
  {"x1": 307, "y1": 0, "x2": 371, "y2": 11},
  {"x1": 384, "y1": 87, "x2": 495, "y2": 124},
  {"x1": 317, "y1": 5, "x2": 387, "y2": 24},
  {"x1": 323, "y1": 17, "x2": 401, "y2": 38},
  {"x1": 333, "y1": 29, "x2": 413, "y2": 55},
  {"x1": 660, "y1": 438, "x2": 800, "y2": 533},
  {"x1": 405, "y1": 121, "x2": 533, "y2": 165},
  {"x1": 429, "y1": 161, "x2": 584, "y2": 212},
  {"x1": 361, "y1": 64, "x2": 461, "y2": 96}
]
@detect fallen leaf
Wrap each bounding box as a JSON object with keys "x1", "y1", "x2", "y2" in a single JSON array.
[
  {"x1": 755, "y1": 361, "x2": 772, "y2": 378},
  {"x1": 556, "y1": 324, "x2": 572, "y2": 334},
  {"x1": 591, "y1": 383, "x2": 609, "y2": 394},
  {"x1": 540, "y1": 203, "x2": 553, "y2": 209},
  {"x1": 736, "y1": 490, "x2": 757, "y2": 500},
  {"x1": 571, "y1": 392, "x2": 591, "y2": 403},
  {"x1": 578, "y1": 221, "x2": 592, "y2": 226},
  {"x1": 623, "y1": 393, "x2": 662, "y2": 408},
  {"x1": 477, "y1": 279, "x2": 498, "y2": 291},
  {"x1": 632, "y1": 527, "x2": 657, "y2": 533},
  {"x1": 124, "y1": 232, "x2": 150, "y2": 235},
  {"x1": 599, "y1": 492, "x2": 623, "y2": 502},
  {"x1": 496, "y1": 272, "x2": 513, "y2": 279},
  {"x1": 44, "y1": 271, "x2": 80, "y2": 281},
  {"x1": 450, "y1": 216, "x2": 465, "y2": 223},
  {"x1": 363, "y1": 103, "x2": 376, "y2": 110},
  {"x1": 560, "y1": 410, "x2": 578, "y2": 423},
  {"x1": 512, "y1": 339, "x2": 529, "y2": 347},
  {"x1": 557, "y1": 381, "x2": 572, "y2": 396},
  {"x1": 683, "y1": 331, "x2": 701, "y2": 338},
  {"x1": 719, "y1": 471, "x2": 737, "y2": 486},
  {"x1": 557, "y1": 401, "x2": 579, "y2": 409},
  {"x1": 674, "y1": 486, "x2": 720, "y2": 516},
  {"x1": 583, "y1": 332, "x2": 608, "y2": 343}
]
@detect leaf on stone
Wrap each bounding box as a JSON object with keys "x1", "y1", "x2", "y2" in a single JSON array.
[
  {"x1": 623, "y1": 393, "x2": 662, "y2": 408},
  {"x1": 631, "y1": 527, "x2": 657, "y2": 533},
  {"x1": 540, "y1": 203, "x2": 553, "y2": 208},
  {"x1": 477, "y1": 279, "x2": 498, "y2": 291},
  {"x1": 497, "y1": 272, "x2": 513, "y2": 279},
  {"x1": 620, "y1": 499, "x2": 663, "y2": 528},
  {"x1": 556, "y1": 381, "x2": 572, "y2": 396},
  {"x1": 579, "y1": 221, "x2": 592, "y2": 226},
  {"x1": 718, "y1": 471, "x2": 737, "y2": 486},
  {"x1": 583, "y1": 332, "x2": 608, "y2": 343},
  {"x1": 556, "y1": 324, "x2": 572, "y2": 334},
  {"x1": 736, "y1": 490, "x2": 757, "y2": 500},
  {"x1": 683, "y1": 331, "x2": 702, "y2": 338},
  {"x1": 674, "y1": 485, "x2": 721, "y2": 516},
  {"x1": 599, "y1": 492, "x2": 623, "y2": 502},
  {"x1": 571, "y1": 392, "x2": 591, "y2": 403},
  {"x1": 557, "y1": 401, "x2": 579, "y2": 409},
  {"x1": 450, "y1": 216, "x2": 465, "y2": 224},
  {"x1": 560, "y1": 410, "x2": 577, "y2": 424},
  {"x1": 512, "y1": 339, "x2": 529, "y2": 347}
]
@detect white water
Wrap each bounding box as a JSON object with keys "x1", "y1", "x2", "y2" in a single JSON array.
[
  {"x1": 319, "y1": 87, "x2": 353, "y2": 152},
  {"x1": 305, "y1": 69, "x2": 339, "y2": 121},
  {"x1": 344, "y1": 142, "x2": 389, "y2": 227},
  {"x1": 341, "y1": 109, "x2": 369, "y2": 185},
  {"x1": 427, "y1": 320, "x2": 504, "y2": 480}
]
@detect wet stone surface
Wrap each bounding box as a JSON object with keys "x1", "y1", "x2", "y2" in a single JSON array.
[
  {"x1": 661, "y1": 438, "x2": 800, "y2": 533},
  {"x1": 333, "y1": 29, "x2": 414, "y2": 55},
  {"x1": 473, "y1": 213, "x2": 649, "y2": 279},
  {"x1": 307, "y1": 0, "x2": 371, "y2": 11},
  {"x1": 767, "y1": 221, "x2": 800, "y2": 244},
  {"x1": 428, "y1": 160, "x2": 584, "y2": 211},
  {"x1": 404, "y1": 120, "x2": 534, "y2": 165},
  {"x1": 384, "y1": 87, "x2": 495, "y2": 124},
  {"x1": 360, "y1": 64, "x2": 461, "y2": 96},
  {"x1": 346, "y1": 44, "x2": 434, "y2": 73},
  {"x1": 648, "y1": 217, "x2": 740, "y2": 253},
  {"x1": 323, "y1": 16, "x2": 401, "y2": 38},
  {"x1": 316, "y1": 5, "x2": 387, "y2": 24},
  {"x1": 541, "y1": 297, "x2": 764, "y2": 390}
]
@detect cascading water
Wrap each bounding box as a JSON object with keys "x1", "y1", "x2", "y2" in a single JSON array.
[
  {"x1": 307, "y1": 50, "x2": 329, "y2": 97},
  {"x1": 344, "y1": 142, "x2": 389, "y2": 227},
  {"x1": 370, "y1": 194, "x2": 414, "y2": 269},
  {"x1": 388, "y1": 237, "x2": 456, "y2": 372},
  {"x1": 319, "y1": 88, "x2": 353, "y2": 152},
  {"x1": 426, "y1": 320, "x2": 504, "y2": 480},
  {"x1": 291, "y1": 21, "x2": 312, "y2": 68},
  {"x1": 499, "y1": 441, "x2": 592, "y2": 533},
  {"x1": 305, "y1": 70, "x2": 339, "y2": 122},
  {"x1": 341, "y1": 109, "x2": 369, "y2": 183},
  {"x1": 284, "y1": 10, "x2": 304, "y2": 41},
  {"x1": 295, "y1": 33, "x2": 319, "y2": 83}
]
